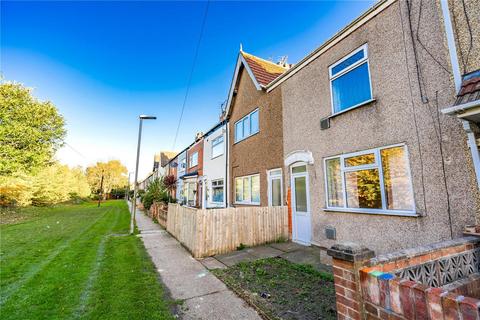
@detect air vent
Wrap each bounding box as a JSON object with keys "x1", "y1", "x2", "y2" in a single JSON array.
[
  {"x1": 325, "y1": 226, "x2": 336, "y2": 240},
  {"x1": 320, "y1": 117, "x2": 330, "y2": 130}
]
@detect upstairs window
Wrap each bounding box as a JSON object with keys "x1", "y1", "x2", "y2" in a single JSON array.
[
  {"x1": 329, "y1": 44, "x2": 372, "y2": 114},
  {"x1": 189, "y1": 152, "x2": 198, "y2": 168},
  {"x1": 235, "y1": 109, "x2": 259, "y2": 143},
  {"x1": 324, "y1": 145, "x2": 415, "y2": 215},
  {"x1": 211, "y1": 135, "x2": 224, "y2": 158}
]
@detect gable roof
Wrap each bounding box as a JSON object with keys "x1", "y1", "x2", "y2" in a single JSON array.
[
  {"x1": 225, "y1": 50, "x2": 288, "y2": 116},
  {"x1": 241, "y1": 51, "x2": 287, "y2": 87}
]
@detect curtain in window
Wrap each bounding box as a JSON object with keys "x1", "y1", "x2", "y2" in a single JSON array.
[{"x1": 332, "y1": 62, "x2": 371, "y2": 113}]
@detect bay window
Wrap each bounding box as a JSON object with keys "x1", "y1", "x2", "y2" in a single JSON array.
[
  {"x1": 329, "y1": 44, "x2": 373, "y2": 114},
  {"x1": 324, "y1": 145, "x2": 415, "y2": 215},
  {"x1": 235, "y1": 174, "x2": 260, "y2": 205}
]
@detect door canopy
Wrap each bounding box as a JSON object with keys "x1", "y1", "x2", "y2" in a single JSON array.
[{"x1": 284, "y1": 150, "x2": 314, "y2": 167}]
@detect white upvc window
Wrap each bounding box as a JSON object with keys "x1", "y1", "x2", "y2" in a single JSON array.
[
  {"x1": 179, "y1": 158, "x2": 186, "y2": 171},
  {"x1": 235, "y1": 174, "x2": 260, "y2": 205},
  {"x1": 189, "y1": 152, "x2": 198, "y2": 168},
  {"x1": 324, "y1": 144, "x2": 415, "y2": 216},
  {"x1": 329, "y1": 44, "x2": 373, "y2": 115},
  {"x1": 211, "y1": 179, "x2": 224, "y2": 203},
  {"x1": 268, "y1": 168, "x2": 283, "y2": 207},
  {"x1": 234, "y1": 109, "x2": 259, "y2": 143},
  {"x1": 211, "y1": 135, "x2": 224, "y2": 158}
]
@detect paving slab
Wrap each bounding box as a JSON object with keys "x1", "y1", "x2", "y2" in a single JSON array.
[
  {"x1": 280, "y1": 249, "x2": 332, "y2": 273},
  {"x1": 246, "y1": 246, "x2": 284, "y2": 258},
  {"x1": 132, "y1": 206, "x2": 261, "y2": 320},
  {"x1": 199, "y1": 257, "x2": 227, "y2": 270},
  {"x1": 215, "y1": 250, "x2": 257, "y2": 267},
  {"x1": 269, "y1": 241, "x2": 306, "y2": 252},
  {"x1": 181, "y1": 290, "x2": 260, "y2": 320}
]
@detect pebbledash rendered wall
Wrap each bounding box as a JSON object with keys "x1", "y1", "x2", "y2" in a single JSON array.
[
  {"x1": 327, "y1": 237, "x2": 480, "y2": 320},
  {"x1": 228, "y1": 68, "x2": 284, "y2": 207},
  {"x1": 280, "y1": 0, "x2": 479, "y2": 254}
]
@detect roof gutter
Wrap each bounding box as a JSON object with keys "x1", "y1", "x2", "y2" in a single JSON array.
[
  {"x1": 441, "y1": 99, "x2": 480, "y2": 116},
  {"x1": 266, "y1": 0, "x2": 395, "y2": 92}
]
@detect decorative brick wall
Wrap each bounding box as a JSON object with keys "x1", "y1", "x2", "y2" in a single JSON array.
[{"x1": 328, "y1": 237, "x2": 480, "y2": 320}]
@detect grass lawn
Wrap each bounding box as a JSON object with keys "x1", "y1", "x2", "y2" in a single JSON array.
[
  {"x1": 213, "y1": 258, "x2": 337, "y2": 320},
  {"x1": 0, "y1": 200, "x2": 175, "y2": 320}
]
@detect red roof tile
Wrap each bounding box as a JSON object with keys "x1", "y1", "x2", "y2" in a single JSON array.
[
  {"x1": 241, "y1": 51, "x2": 287, "y2": 86},
  {"x1": 455, "y1": 70, "x2": 480, "y2": 105}
]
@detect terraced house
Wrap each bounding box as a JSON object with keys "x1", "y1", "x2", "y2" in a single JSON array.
[
  {"x1": 268, "y1": 0, "x2": 479, "y2": 253},
  {"x1": 225, "y1": 50, "x2": 289, "y2": 207}
]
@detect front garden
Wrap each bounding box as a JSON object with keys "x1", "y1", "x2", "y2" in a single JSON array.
[{"x1": 213, "y1": 257, "x2": 337, "y2": 320}]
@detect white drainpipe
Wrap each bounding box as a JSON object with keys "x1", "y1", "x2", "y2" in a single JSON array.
[
  {"x1": 463, "y1": 121, "x2": 480, "y2": 189},
  {"x1": 440, "y1": 0, "x2": 461, "y2": 92}
]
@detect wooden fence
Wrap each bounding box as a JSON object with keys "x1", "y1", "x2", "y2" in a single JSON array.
[
  {"x1": 148, "y1": 202, "x2": 168, "y2": 228},
  {"x1": 166, "y1": 203, "x2": 289, "y2": 258}
]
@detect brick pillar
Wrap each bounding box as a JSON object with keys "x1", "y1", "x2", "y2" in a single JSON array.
[{"x1": 327, "y1": 242, "x2": 375, "y2": 320}]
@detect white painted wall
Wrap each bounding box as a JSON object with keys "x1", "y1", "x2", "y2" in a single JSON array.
[
  {"x1": 202, "y1": 124, "x2": 227, "y2": 208},
  {"x1": 176, "y1": 151, "x2": 187, "y2": 202}
]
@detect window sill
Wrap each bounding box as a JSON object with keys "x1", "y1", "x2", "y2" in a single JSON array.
[
  {"x1": 330, "y1": 98, "x2": 376, "y2": 119},
  {"x1": 233, "y1": 131, "x2": 259, "y2": 145},
  {"x1": 322, "y1": 207, "x2": 418, "y2": 217},
  {"x1": 235, "y1": 202, "x2": 260, "y2": 206},
  {"x1": 211, "y1": 154, "x2": 224, "y2": 160}
]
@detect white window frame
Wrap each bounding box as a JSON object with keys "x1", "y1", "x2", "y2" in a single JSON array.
[
  {"x1": 189, "y1": 152, "x2": 198, "y2": 168},
  {"x1": 210, "y1": 179, "x2": 224, "y2": 204},
  {"x1": 267, "y1": 168, "x2": 283, "y2": 207},
  {"x1": 211, "y1": 135, "x2": 224, "y2": 159},
  {"x1": 323, "y1": 143, "x2": 416, "y2": 216},
  {"x1": 329, "y1": 44, "x2": 374, "y2": 116},
  {"x1": 234, "y1": 173, "x2": 260, "y2": 205},
  {"x1": 234, "y1": 108, "x2": 259, "y2": 143}
]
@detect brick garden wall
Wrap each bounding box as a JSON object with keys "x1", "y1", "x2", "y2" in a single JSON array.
[{"x1": 328, "y1": 237, "x2": 480, "y2": 320}]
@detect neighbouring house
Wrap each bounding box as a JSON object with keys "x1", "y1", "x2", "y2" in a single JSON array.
[
  {"x1": 154, "y1": 151, "x2": 176, "y2": 178},
  {"x1": 175, "y1": 149, "x2": 187, "y2": 203},
  {"x1": 182, "y1": 133, "x2": 204, "y2": 207},
  {"x1": 201, "y1": 120, "x2": 228, "y2": 208},
  {"x1": 271, "y1": 0, "x2": 479, "y2": 253},
  {"x1": 226, "y1": 49, "x2": 289, "y2": 207}
]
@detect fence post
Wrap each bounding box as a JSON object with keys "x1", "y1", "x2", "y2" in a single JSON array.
[{"x1": 327, "y1": 242, "x2": 375, "y2": 320}]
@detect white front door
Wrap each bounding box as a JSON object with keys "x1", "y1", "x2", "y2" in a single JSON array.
[{"x1": 290, "y1": 163, "x2": 311, "y2": 245}]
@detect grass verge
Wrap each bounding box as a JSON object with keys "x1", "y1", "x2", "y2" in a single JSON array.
[
  {"x1": 213, "y1": 257, "x2": 336, "y2": 320},
  {"x1": 0, "y1": 200, "x2": 174, "y2": 320}
]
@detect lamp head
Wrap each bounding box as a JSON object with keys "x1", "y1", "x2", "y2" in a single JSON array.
[{"x1": 139, "y1": 115, "x2": 157, "y2": 120}]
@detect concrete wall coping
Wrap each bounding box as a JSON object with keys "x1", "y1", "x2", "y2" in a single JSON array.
[{"x1": 369, "y1": 236, "x2": 480, "y2": 265}]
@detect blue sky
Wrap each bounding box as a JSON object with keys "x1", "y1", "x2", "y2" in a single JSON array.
[{"x1": 1, "y1": 0, "x2": 374, "y2": 179}]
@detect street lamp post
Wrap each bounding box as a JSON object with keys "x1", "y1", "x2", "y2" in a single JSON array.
[{"x1": 131, "y1": 115, "x2": 156, "y2": 235}]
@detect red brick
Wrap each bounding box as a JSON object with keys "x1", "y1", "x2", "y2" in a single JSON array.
[
  {"x1": 378, "y1": 278, "x2": 390, "y2": 309},
  {"x1": 361, "y1": 272, "x2": 380, "y2": 305},
  {"x1": 365, "y1": 302, "x2": 379, "y2": 316},
  {"x1": 412, "y1": 284, "x2": 428, "y2": 320},
  {"x1": 399, "y1": 280, "x2": 416, "y2": 319},
  {"x1": 459, "y1": 297, "x2": 480, "y2": 320},
  {"x1": 336, "y1": 293, "x2": 360, "y2": 311},
  {"x1": 346, "y1": 307, "x2": 360, "y2": 320},
  {"x1": 335, "y1": 275, "x2": 358, "y2": 291},
  {"x1": 333, "y1": 258, "x2": 355, "y2": 270},
  {"x1": 442, "y1": 293, "x2": 461, "y2": 320},
  {"x1": 336, "y1": 301, "x2": 347, "y2": 315},
  {"x1": 426, "y1": 287, "x2": 446, "y2": 320},
  {"x1": 333, "y1": 266, "x2": 344, "y2": 278},
  {"x1": 389, "y1": 279, "x2": 403, "y2": 315}
]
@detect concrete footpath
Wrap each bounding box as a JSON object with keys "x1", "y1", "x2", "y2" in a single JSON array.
[{"x1": 135, "y1": 210, "x2": 261, "y2": 320}]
